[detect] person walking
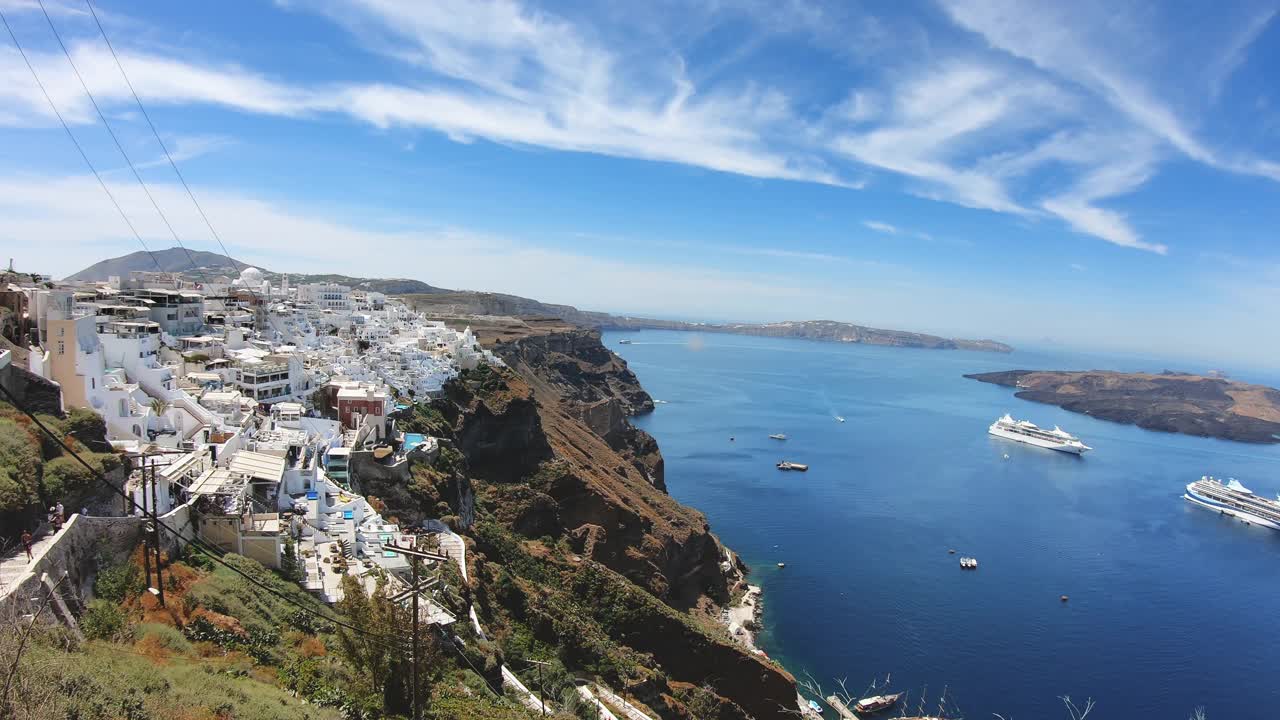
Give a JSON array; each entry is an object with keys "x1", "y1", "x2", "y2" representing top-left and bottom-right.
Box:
[
  {"x1": 48, "y1": 506, "x2": 61, "y2": 532},
  {"x1": 20, "y1": 529, "x2": 34, "y2": 561},
  {"x1": 55, "y1": 501, "x2": 65, "y2": 524}
]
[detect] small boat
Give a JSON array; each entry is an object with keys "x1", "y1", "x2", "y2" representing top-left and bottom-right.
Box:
[
  {"x1": 835, "y1": 416, "x2": 846, "y2": 423},
  {"x1": 854, "y1": 692, "x2": 903, "y2": 714},
  {"x1": 808, "y1": 699, "x2": 824, "y2": 714},
  {"x1": 769, "y1": 433, "x2": 787, "y2": 440},
  {"x1": 618, "y1": 339, "x2": 633, "y2": 344},
  {"x1": 959, "y1": 557, "x2": 979, "y2": 569},
  {"x1": 777, "y1": 562, "x2": 786, "y2": 568},
  {"x1": 777, "y1": 461, "x2": 809, "y2": 471}
]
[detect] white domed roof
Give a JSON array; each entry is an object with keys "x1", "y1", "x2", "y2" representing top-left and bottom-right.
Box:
[{"x1": 235, "y1": 267, "x2": 264, "y2": 286}]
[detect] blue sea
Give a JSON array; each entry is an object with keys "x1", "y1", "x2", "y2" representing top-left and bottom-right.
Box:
[{"x1": 608, "y1": 330, "x2": 1280, "y2": 720}]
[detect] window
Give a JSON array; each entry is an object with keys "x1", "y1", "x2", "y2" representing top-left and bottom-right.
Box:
[{"x1": 57, "y1": 341, "x2": 65, "y2": 355}]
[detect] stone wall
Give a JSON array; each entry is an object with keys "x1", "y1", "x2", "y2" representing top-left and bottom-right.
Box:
[
  {"x1": 0, "y1": 357, "x2": 63, "y2": 416},
  {"x1": 1, "y1": 503, "x2": 193, "y2": 616}
]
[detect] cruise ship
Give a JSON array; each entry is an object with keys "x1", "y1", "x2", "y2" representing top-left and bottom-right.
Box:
[
  {"x1": 1184, "y1": 476, "x2": 1280, "y2": 530},
  {"x1": 988, "y1": 414, "x2": 1092, "y2": 454}
]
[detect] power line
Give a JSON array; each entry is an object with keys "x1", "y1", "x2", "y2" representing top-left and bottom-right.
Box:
[
  {"x1": 0, "y1": 382, "x2": 408, "y2": 653},
  {"x1": 0, "y1": 6, "x2": 164, "y2": 275},
  {"x1": 36, "y1": 0, "x2": 208, "y2": 287},
  {"x1": 82, "y1": 0, "x2": 250, "y2": 288}
]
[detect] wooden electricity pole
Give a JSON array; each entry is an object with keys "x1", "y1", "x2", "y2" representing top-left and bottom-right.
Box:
[
  {"x1": 526, "y1": 659, "x2": 550, "y2": 717},
  {"x1": 411, "y1": 553, "x2": 420, "y2": 720},
  {"x1": 381, "y1": 539, "x2": 448, "y2": 720},
  {"x1": 139, "y1": 456, "x2": 152, "y2": 592},
  {"x1": 149, "y1": 457, "x2": 165, "y2": 607}
]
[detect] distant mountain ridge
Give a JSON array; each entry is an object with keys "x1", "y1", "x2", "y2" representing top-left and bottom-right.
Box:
[
  {"x1": 68, "y1": 247, "x2": 1013, "y2": 353},
  {"x1": 399, "y1": 293, "x2": 1013, "y2": 352}
]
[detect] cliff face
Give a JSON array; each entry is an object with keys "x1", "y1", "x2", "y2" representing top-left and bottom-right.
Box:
[
  {"x1": 968, "y1": 369, "x2": 1280, "y2": 443},
  {"x1": 493, "y1": 329, "x2": 664, "y2": 491},
  {"x1": 407, "y1": 329, "x2": 798, "y2": 719}
]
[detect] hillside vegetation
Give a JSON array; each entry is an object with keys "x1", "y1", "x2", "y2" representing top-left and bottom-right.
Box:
[
  {"x1": 0, "y1": 399, "x2": 120, "y2": 539},
  {"x1": 3, "y1": 546, "x2": 563, "y2": 720}
]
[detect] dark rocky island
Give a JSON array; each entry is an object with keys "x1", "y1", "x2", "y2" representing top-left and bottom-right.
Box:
[{"x1": 966, "y1": 369, "x2": 1280, "y2": 444}]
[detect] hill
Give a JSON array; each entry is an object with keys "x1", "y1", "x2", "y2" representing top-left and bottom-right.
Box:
[
  {"x1": 65, "y1": 247, "x2": 445, "y2": 294},
  {"x1": 65, "y1": 247, "x2": 247, "y2": 281},
  {"x1": 966, "y1": 369, "x2": 1280, "y2": 443}
]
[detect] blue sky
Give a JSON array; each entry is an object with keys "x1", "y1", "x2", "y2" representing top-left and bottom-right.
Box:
[{"x1": 1, "y1": 0, "x2": 1278, "y2": 367}]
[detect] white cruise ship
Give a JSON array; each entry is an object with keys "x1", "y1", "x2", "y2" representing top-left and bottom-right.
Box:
[
  {"x1": 988, "y1": 414, "x2": 1092, "y2": 454},
  {"x1": 1185, "y1": 476, "x2": 1280, "y2": 530}
]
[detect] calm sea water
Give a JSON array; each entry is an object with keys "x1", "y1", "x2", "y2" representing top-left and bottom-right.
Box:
[{"x1": 609, "y1": 330, "x2": 1280, "y2": 720}]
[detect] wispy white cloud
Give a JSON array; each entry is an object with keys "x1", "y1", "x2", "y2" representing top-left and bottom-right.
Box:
[
  {"x1": 827, "y1": 61, "x2": 1068, "y2": 216},
  {"x1": 0, "y1": 172, "x2": 901, "y2": 322},
  {"x1": 0, "y1": 20, "x2": 850, "y2": 186},
  {"x1": 863, "y1": 220, "x2": 898, "y2": 235},
  {"x1": 2, "y1": 0, "x2": 1277, "y2": 260},
  {"x1": 1206, "y1": 9, "x2": 1277, "y2": 101},
  {"x1": 938, "y1": 0, "x2": 1280, "y2": 182}
]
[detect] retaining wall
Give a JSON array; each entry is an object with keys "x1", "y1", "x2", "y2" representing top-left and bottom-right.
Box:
[{"x1": 1, "y1": 503, "x2": 193, "y2": 615}]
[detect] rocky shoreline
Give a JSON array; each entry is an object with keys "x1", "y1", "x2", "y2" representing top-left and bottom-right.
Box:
[{"x1": 967, "y1": 369, "x2": 1280, "y2": 444}]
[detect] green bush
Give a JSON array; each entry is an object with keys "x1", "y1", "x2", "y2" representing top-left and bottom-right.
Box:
[
  {"x1": 135, "y1": 622, "x2": 193, "y2": 654},
  {"x1": 0, "y1": 418, "x2": 41, "y2": 512},
  {"x1": 94, "y1": 560, "x2": 143, "y2": 602},
  {"x1": 63, "y1": 407, "x2": 108, "y2": 446},
  {"x1": 0, "y1": 466, "x2": 35, "y2": 516},
  {"x1": 82, "y1": 599, "x2": 128, "y2": 641},
  {"x1": 43, "y1": 455, "x2": 93, "y2": 499}
]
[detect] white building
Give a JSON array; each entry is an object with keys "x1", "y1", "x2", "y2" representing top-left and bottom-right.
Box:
[{"x1": 298, "y1": 282, "x2": 352, "y2": 313}]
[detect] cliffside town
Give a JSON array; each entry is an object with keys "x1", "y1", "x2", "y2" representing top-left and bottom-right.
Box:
[{"x1": 0, "y1": 263, "x2": 803, "y2": 718}]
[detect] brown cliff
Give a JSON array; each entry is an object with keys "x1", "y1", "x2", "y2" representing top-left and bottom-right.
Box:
[{"x1": 399, "y1": 328, "x2": 798, "y2": 719}]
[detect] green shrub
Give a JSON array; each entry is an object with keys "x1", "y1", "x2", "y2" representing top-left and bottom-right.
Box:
[
  {"x1": 82, "y1": 599, "x2": 128, "y2": 641},
  {"x1": 42, "y1": 456, "x2": 92, "y2": 499},
  {"x1": 136, "y1": 622, "x2": 193, "y2": 654},
  {"x1": 0, "y1": 418, "x2": 41, "y2": 513},
  {"x1": 63, "y1": 407, "x2": 108, "y2": 446},
  {"x1": 0, "y1": 466, "x2": 35, "y2": 516},
  {"x1": 94, "y1": 560, "x2": 143, "y2": 602}
]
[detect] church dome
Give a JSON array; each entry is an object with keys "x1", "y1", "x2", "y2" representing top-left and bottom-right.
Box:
[{"x1": 235, "y1": 266, "x2": 264, "y2": 287}]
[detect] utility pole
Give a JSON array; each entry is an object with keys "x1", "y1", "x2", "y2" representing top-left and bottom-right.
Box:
[
  {"x1": 139, "y1": 456, "x2": 152, "y2": 592},
  {"x1": 381, "y1": 539, "x2": 446, "y2": 720},
  {"x1": 149, "y1": 457, "x2": 165, "y2": 607},
  {"x1": 526, "y1": 660, "x2": 550, "y2": 717},
  {"x1": 411, "y1": 551, "x2": 421, "y2": 720}
]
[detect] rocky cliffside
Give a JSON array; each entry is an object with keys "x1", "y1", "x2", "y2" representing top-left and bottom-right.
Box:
[
  {"x1": 492, "y1": 328, "x2": 664, "y2": 490},
  {"x1": 395, "y1": 328, "x2": 798, "y2": 719},
  {"x1": 967, "y1": 369, "x2": 1280, "y2": 443}
]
